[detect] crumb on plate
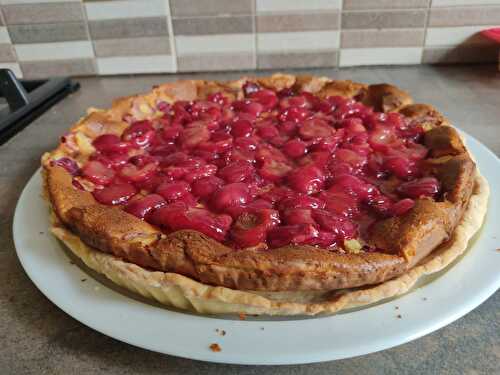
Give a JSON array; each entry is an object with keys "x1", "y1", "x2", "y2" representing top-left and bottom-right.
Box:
[{"x1": 209, "y1": 343, "x2": 221, "y2": 352}]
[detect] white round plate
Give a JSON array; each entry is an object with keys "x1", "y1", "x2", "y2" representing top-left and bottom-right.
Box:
[{"x1": 14, "y1": 132, "x2": 500, "y2": 365}]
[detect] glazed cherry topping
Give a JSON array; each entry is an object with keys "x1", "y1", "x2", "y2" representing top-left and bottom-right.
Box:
[{"x1": 71, "y1": 82, "x2": 437, "y2": 250}]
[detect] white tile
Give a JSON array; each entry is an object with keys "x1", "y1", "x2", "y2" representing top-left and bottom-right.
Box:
[
  {"x1": 175, "y1": 34, "x2": 254, "y2": 55},
  {"x1": 15, "y1": 41, "x2": 94, "y2": 61},
  {"x1": 426, "y1": 25, "x2": 498, "y2": 46},
  {"x1": 256, "y1": 0, "x2": 342, "y2": 12},
  {"x1": 0, "y1": 62, "x2": 22, "y2": 77},
  {"x1": 258, "y1": 31, "x2": 340, "y2": 52},
  {"x1": 339, "y1": 47, "x2": 423, "y2": 66},
  {"x1": 0, "y1": 0, "x2": 79, "y2": 3},
  {"x1": 85, "y1": 0, "x2": 168, "y2": 21},
  {"x1": 431, "y1": 0, "x2": 500, "y2": 6},
  {"x1": 97, "y1": 55, "x2": 175, "y2": 75},
  {"x1": 0, "y1": 27, "x2": 11, "y2": 43}
]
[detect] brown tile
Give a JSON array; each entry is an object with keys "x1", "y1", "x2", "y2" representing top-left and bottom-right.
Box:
[
  {"x1": 177, "y1": 52, "x2": 255, "y2": 72},
  {"x1": 170, "y1": 0, "x2": 253, "y2": 17},
  {"x1": 0, "y1": 44, "x2": 16, "y2": 63},
  {"x1": 173, "y1": 16, "x2": 253, "y2": 36},
  {"x1": 93, "y1": 37, "x2": 171, "y2": 57},
  {"x1": 342, "y1": 10, "x2": 427, "y2": 29},
  {"x1": 422, "y1": 46, "x2": 499, "y2": 64},
  {"x1": 20, "y1": 58, "x2": 96, "y2": 78},
  {"x1": 343, "y1": 0, "x2": 429, "y2": 10},
  {"x1": 429, "y1": 6, "x2": 500, "y2": 27},
  {"x1": 89, "y1": 18, "x2": 168, "y2": 40},
  {"x1": 256, "y1": 12, "x2": 339, "y2": 32},
  {"x1": 8, "y1": 22, "x2": 88, "y2": 44},
  {"x1": 341, "y1": 29, "x2": 425, "y2": 48},
  {"x1": 2, "y1": 3, "x2": 84, "y2": 25},
  {"x1": 257, "y1": 51, "x2": 338, "y2": 69}
]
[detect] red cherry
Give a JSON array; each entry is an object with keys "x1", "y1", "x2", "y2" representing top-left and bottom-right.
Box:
[
  {"x1": 82, "y1": 160, "x2": 115, "y2": 185},
  {"x1": 390, "y1": 198, "x2": 415, "y2": 216},
  {"x1": 211, "y1": 183, "x2": 250, "y2": 213},
  {"x1": 397, "y1": 177, "x2": 440, "y2": 198},
  {"x1": 156, "y1": 181, "x2": 191, "y2": 202},
  {"x1": 218, "y1": 161, "x2": 255, "y2": 183},
  {"x1": 125, "y1": 194, "x2": 166, "y2": 219},
  {"x1": 231, "y1": 209, "x2": 280, "y2": 248},
  {"x1": 283, "y1": 139, "x2": 307, "y2": 158},
  {"x1": 287, "y1": 165, "x2": 325, "y2": 195},
  {"x1": 93, "y1": 183, "x2": 137, "y2": 205},
  {"x1": 51, "y1": 157, "x2": 79, "y2": 175},
  {"x1": 92, "y1": 134, "x2": 130, "y2": 153},
  {"x1": 282, "y1": 208, "x2": 316, "y2": 225},
  {"x1": 267, "y1": 224, "x2": 319, "y2": 248},
  {"x1": 191, "y1": 176, "x2": 224, "y2": 199}
]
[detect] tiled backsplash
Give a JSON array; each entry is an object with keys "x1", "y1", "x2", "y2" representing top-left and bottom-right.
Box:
[{"x1": 0, "y1": 0, "x2": 498, "y2": 78}]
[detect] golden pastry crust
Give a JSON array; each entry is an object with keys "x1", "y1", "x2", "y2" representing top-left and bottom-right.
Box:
[{"x1": 42, "y1": 74, "x2": 485, "y2": 298}]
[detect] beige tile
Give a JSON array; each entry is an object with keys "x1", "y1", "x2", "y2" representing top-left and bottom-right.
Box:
[
  {"x1": 177, "y1": 52, "x2": 255, "y2": 72},
  {"x1": 85, "y1": 0, "x2": 168, "y2": 21},
  {"x1": 175, "y1": 34, "x2": 255, "y2": 55},
  {"x1": 342, "y1": 10, "x2": 427, "y2": 29},
  {"x1": 96, "y1": 55, "x2": 175, "y2": 75},
  {"x1": 432, "y1": 0, "x2": 500, "y2": 6},
  {"x1": 341, "y1": 29, "x2": 425, "y2": 48},
  {"x1": 0, "y1": 62, "x2": 22, "y2": 77},
  {"x1": 257, "y1": 51, "x2": 338, "y2": 69},
  {"x1": 170, "y1": 0, "x2": 253, "y2": 17},
  {"x1": 339, "y1": 47, "x2": 423, "y2": 66},
  {"x1": 256, "y1": 0, "x2": 342, "y2": 12},
  {"x1": 172, "y1": 16, "x2": 253, "y2": 36},
  {"x1": 429, "y1": 6, "x2": 500, "y2": 27},
  {"x1": 0, "y1": 27, "x2": 11, "y2": 43},
  {"x1": 256, "y1": 12, "x2": 339, "y2": 32},
  {"x1": 2, "y1": 2, "x2": 84, "y2": 25},
  {"x1": 422, "y1": 45, "x2": 499, "y2": 63},
  {"x1": 8, "y1": 22, "x2": 88, "y2": 44},
  {"x1": 20, "y1": 58, "x2": 96, "y2": 78},
  {"x1": 89, "y1": 18, "x2": 169, "y2": 40},
  {"x1": 425, "y1": 25, "x2": 498, "y2": 46},
  {"x1": 343, "y1": 0, "x2": 429, "y2": 10},
  {"x1": 15, "y1": 41, "x2": 94, "y2": 61},
  {"x1": 0, "y1": 44, "x2": 16, "y2": 62},
  {"x1": 93, "y1": 37, "x2": 170, "y2": 57},
  {"x1": 258, "y1": 31, "x2": 340, "y2": 52}
]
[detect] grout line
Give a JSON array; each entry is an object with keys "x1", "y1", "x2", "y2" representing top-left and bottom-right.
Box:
[
  {"x1": 80, "y1": 0, "x2": 98, "y2": 76},
  {"x1": 421, "y1": 0, "x2": 433, "y2": 63},
  {"x1": 252, "y1": 0, "x2": 258, "y2": 70}
]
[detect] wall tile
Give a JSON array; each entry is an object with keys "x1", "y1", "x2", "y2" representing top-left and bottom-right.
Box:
[
  {"x1": 431, "y1": 0, "x2": 500, "y2": 7},
  {"x1": 0, "y1": 26, "x2": 12, "y2": 43},
  {"x1": 0, "y1": 43, "x2": 16, "y2": 61},
  {"x1": 8, "y1": 22, "x2": 88, "y2": 44},
  {"x1": 340, "y1": 47, "x2": 423, "y2": 66},
  {"x1": 170, "y1": 0, "x2": 253, "y2": 17},
  {"x1": 0, "y1": 62, "x2": 22, "y2": 77},
  {"x1": 258, "y1": 51, "x2": 338, "y2": 69},
  {"x1": 342, "y1": 10, "x2": 427, "y2": 29},
  {"x1": 341, "y1": 29, "x2": 425, "y2": 48},
  {"x1": 96, "y1": 55, "x2": 175, "y2": 75},
  {"x1": 93, "y1": 37, "x2": 171, "y2": 57},
  {"x1": 429, "y1": 6, "x2": 500, "y2": 26},
  {"x1": 422, "y1": 45, "x2": 498, "y2": 63},
  {"x1": 89, "y1": 18, "x2": 169, "y2": 40},
  {"x1": 2, "y1": 2, "x2": 84, "y2": 24},
  {"x1": 85, "y1": 0, "x2": 169, "y2": 20},
  {"x1": 256, "y1": 0, "x2": 341, "y2": 12},
  {"x1": 15, "y1": 40, "x2": 94, "y2": 61},
  {"x1": 256, "y1": 12, "x2": 340, "y2": 33},
  {"x1": 175, "y1": 34, "x2": 254, "y2": 55},
  {"x1": 257, "y1": 31, "x2": 340, "y2": 52},
  {"x1": 343, "y1": 0, "x2": 430, "y2": 10},
  {"x1": 1, "y1": 0, "x2": 80, "y2": 3},
  {"x1": 20, "y1": 58, "x2": 96, "y2": 78},
  {"x1": 177, "y1": 52, "x2": 255, "y2": 72},
  {"x1": 172, "y1": 16, "x2": 253, "y2": 36},
  {"x1": 425, "y1": 25, "x2": 497, "y2": 46}
]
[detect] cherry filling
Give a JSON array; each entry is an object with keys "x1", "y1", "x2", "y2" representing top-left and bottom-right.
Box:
[{"x1": 63, "y1": 82, "x2": 441, "y2": 251}]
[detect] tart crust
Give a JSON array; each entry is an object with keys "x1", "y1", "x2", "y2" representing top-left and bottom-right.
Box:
[{"x1": 42, "y1": 74, "x2": 489, "y2": 314}]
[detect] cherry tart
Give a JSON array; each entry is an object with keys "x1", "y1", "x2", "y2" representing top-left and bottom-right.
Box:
[{"x1": 43, "y1": 74, "x2": 482, "y2": 296}]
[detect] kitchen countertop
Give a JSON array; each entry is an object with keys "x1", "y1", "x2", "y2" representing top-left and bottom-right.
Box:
[{"x1": 1, "y1": 65, "x2": 499, "y2": 375}]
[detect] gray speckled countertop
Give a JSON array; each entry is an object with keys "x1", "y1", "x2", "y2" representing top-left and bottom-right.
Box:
[{"x1": 1, "y1": 65, "x2": 499, "y2": 375}]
